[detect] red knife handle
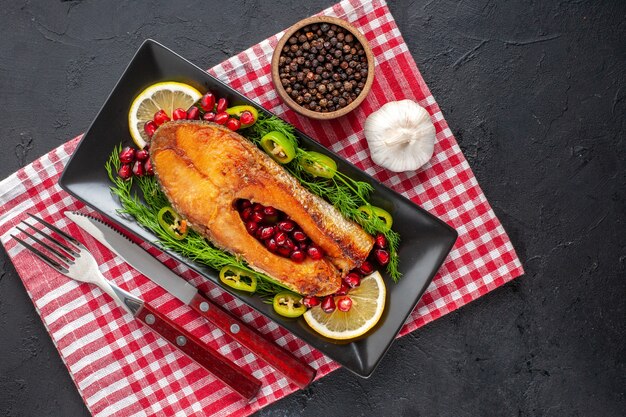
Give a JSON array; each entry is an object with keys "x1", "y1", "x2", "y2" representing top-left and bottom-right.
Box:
[
  {"x1": 189, "y1": 292, "x2": 316, "y2": 389},
  {"x1": 136, "y1": 303, "x2": 261, "y2": 400}
]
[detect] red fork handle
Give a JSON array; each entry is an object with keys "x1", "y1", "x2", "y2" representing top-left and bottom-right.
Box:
[
  {"x1": 136, "y1": 303, "x2": 261, "y2": 400},
  {"x1": 189, "y1": 292, "x2": 316, "y2": 389}
]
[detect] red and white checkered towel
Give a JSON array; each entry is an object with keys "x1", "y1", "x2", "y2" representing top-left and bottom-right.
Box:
[{"x1": 0, "y1": 0, "x2": 524, "y2": 415}]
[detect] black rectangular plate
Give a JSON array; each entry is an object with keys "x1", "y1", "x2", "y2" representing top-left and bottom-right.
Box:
[{"x1": 59, "y1": 39, "x2": 457, "y2": 377}]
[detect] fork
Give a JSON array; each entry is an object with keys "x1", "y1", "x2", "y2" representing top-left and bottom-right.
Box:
[{"x1": 11, "y1": 213, "x2": 261, "y2": 401}]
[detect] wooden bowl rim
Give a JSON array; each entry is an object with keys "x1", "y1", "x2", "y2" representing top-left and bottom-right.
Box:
[{"x1": 271, "y1": 16, "x2": 375, "y2": 120}]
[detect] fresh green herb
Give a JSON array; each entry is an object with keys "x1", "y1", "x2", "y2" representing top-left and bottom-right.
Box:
[
  {"x1": 105, "y1": 146, "x2": 290, "y2": 298},
  {"x1": 249, "y1": 114, "x2": 402, "y2": 281}
]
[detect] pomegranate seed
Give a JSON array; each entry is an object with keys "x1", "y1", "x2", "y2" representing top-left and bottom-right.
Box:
[
  {"x1": 186, "y1": 107, "x2": 200, "y2": 120},
  {"x1": 275, "y1": 231, "x2": 287, "y2": 246},
  {"x1": 375, "y1": 233, "x2": 388, "y2": 249},
  {"x1": 321, "y1": 296, "x2": 336, "y2": 313},
  {"x1": 226, "y1": 117, "x2": 241, "y2": 131},
  {"x1": 335, "y1": 282, "x2": 349, "y2": 296},
  {"x1": 203, "y1": 111, "x2": 216, "y2": 121},
  {"x1": 278, "y1": 220, "x2": 295, "y2": 233},
  {"x1": 241, "y1": 207, "x2": 253, "y2": 221},
  {"x1": 292, "y1": 230, "x2": 307, "y2": 242},
  {"x1": 264, "y1": 238, "x2": 278, "y2": 252},
  {"x1": 374, "y1": 249, "x2": 390, "y2": 266},
  {"x1": 245, "y1": 221, "x2": 258, "y2": 235},
  {"x1": 307, "y1": 245, "x2": 323, "y2": 260},
  {"x1": 358, "y1": 260, "x2": 374, "y2": 275},
  {"x1": 344, "y1": 272, "x2": 361, "y2": 288},
  {"x1": 283, "y1": 238, "x2": 295, "y2": 250},
  {"x1": 119, "y1": 146, "x2": 135, "y2": 164},
  {"x1": 172, "y1": 108, "x2": 187, "y2": 120},
  {"x1": 200, "y1": 92, "x2": 216, "y2": 111},
  {"x1": 251, "y1": 211, "x2": 264, "y2": 223},
  {"x1": 259, "y1": 226, "x2": 275, "y2": 240},
  {"x1": 135, "y1": 149, "x2": 149, "y2": 161},
  {"x1": 252, "y1": 203, "x2": 264, "y2": 212},
  {"x1": 240, "y1": 110, "x2": 255, "y2": 125},
  {"x1": 298, "y1": 242, "x2": 309, "y2": 253},
  {"x1": 118, "y1": 164, "x2": 132, "y2": 180},
  {"x1": 302, "y1": 296, "x2": 320, "y2": 308},
  {"x1": 144, "y1": 120, "x2": 157, "y2": 138},
  {"x1": 216, "y1": 97, "x2": 228, "y2": 113},
  {"x1": 214, "y1": 111, "x2": 229, "y2": 125},
  {"x1": 290, "y1": 250, "x2": 305, "y2": 263},
  {"x1": 239, "y1": 199, "x2": 252, "y2": 210},
  {"x1": 263, "y1": 206, "x2": 277, "y2": 217},
  {"x1": 132, "y1": 160, "x2": 145, "y2": 177},
  {"x1": 277, "y1": 246, "x2": 292, "y2": 256},
  {"x1": 337, "y1": 296, "x2": 352, "y2": 312},
  {"x1": 153, "y1": 109, "x2": 170, "y2": 126},
  {"x1": 144, "y1": 159, "x2": 154, "y2": 176}
]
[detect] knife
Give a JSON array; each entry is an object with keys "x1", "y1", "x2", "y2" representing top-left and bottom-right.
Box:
[{"x1": 66, "y1": 211, "x2": 316, "y2": 388}]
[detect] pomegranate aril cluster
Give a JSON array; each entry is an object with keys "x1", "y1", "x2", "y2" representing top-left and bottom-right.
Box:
[
  {"x1": 235, "y1": 199, "x2": 324, "y2": 263},
  {"x1": 117, "y1": 146, "x2": 153, "y2": 180},
  {"x1": 194, "y1": 91, "x2": 251, "y2": 131},
  {"x1": 314, "y1": 233, "x2": 391, "y2": 313}
]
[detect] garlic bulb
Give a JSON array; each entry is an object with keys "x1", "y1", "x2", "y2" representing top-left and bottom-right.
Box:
[{"x1": 364, "y1": 100, "x2": 436, "y2": 172}]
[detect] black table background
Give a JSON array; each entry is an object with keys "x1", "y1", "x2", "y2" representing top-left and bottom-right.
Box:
[{"x1": 1, "y1": 1, "x2": 624, "y2": 416}]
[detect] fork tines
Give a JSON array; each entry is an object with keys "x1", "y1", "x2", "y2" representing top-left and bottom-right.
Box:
[{"x1": 11, "y1": 214, "x2": 80, "y2": 274}]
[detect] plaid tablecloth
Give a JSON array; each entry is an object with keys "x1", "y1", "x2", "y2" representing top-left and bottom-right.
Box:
[{"x1": 0, "y1": 0, "x2": 524, "y2": 415}]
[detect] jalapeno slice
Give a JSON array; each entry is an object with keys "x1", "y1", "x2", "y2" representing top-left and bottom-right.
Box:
[
  {"x1": 298, "y1": 151, "x2": 337, "y2": 179},
  {"x1": 273, "y1": 292, "x2": 307, "y2": 318},
  {"x1": 357, "y1": 205, "x2": 393, "y2": 231},
  {"x1": 226, "y1": 105, "x2": 258, "y2": 128},
  {"x1": 260, "y1": 131, "x2": 297, "y2": 164},
  {"x1": 219, "y1": 266, "x2": 258, "y2": 293},
  {"x1": 157, "y1": 206, "x2": 188, "y2": 240}
]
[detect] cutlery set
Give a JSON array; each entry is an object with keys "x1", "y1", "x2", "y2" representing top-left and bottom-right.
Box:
[{"x1": 11, "y1": 212, "x2": 315, "y2": 400}]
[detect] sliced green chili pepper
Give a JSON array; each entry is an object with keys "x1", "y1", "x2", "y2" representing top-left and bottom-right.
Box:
[
  {"x1": 226, "y1": 105, "x2": 258, "y2": 128},
  {"x1": 157, "y1": 206, "x2": 188, "y2": 240},
  {"x1": 260, "y1": 131, "x2": 297, "y2": 163},
  {"x1": 273, "y1": 292, "x2": 306, "y2": 318},
  {"x1": 219, "y1": 266, "x2": 258, "y2": 293},
  {"x1": 298, "y1": 151, "x2": 337, "y2": 179},
  {"x1": 357, "y1": 205, "x2": 393, "y2": 231}
]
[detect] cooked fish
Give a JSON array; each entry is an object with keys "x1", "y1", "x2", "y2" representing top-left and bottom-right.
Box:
[{"x1": 150, "y1": 120, "x2": 374, "y2": 296}]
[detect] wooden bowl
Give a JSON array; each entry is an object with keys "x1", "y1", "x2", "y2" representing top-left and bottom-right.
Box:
[{"x1": 271, "y1": 16, "x2": 375, "y2": 120}]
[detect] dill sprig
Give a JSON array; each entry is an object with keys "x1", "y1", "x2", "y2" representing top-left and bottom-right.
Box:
[
  {"x1": 248, "y1": 115, "x2": 402, "y2": 281},
  {"x1": 104, "y1": 147, "x2": 289, "y2": 298}
]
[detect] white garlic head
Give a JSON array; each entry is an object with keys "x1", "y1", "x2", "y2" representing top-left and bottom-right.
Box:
[{"x1": 364, "y1": 100, "x2": 436, "y2": 172}]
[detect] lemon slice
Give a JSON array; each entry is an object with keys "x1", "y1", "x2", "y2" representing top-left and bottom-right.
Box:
[
  {"x1": 128, "y1": 81, "x2": 202, "y2": 148},
  {"x1": 303, "y1": 271, "x2": 386, "y2": 340}
]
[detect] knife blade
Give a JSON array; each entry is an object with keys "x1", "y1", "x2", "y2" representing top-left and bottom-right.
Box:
[{"x1": 66, "y1": 211, "x2": 316, "y2": 388}]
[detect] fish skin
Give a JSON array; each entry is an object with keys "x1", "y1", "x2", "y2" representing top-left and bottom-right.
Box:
[{"x1": 150, "y1": 120, "x2": 374, "y2": 296}]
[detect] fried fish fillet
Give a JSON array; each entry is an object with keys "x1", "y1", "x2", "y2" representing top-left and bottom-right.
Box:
[{"x1": 150, "y1": 120, "x2": 374, "y2": 296}]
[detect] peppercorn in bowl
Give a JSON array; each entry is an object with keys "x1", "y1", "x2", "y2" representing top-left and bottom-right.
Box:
[{"x1": 271, "y1": 16, "x2": 375, "y2": 120}]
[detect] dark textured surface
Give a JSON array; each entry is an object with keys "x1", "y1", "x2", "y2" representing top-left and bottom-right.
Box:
[{"x1": 0, "y1": 0, "x2": 624, "y2": 416}]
